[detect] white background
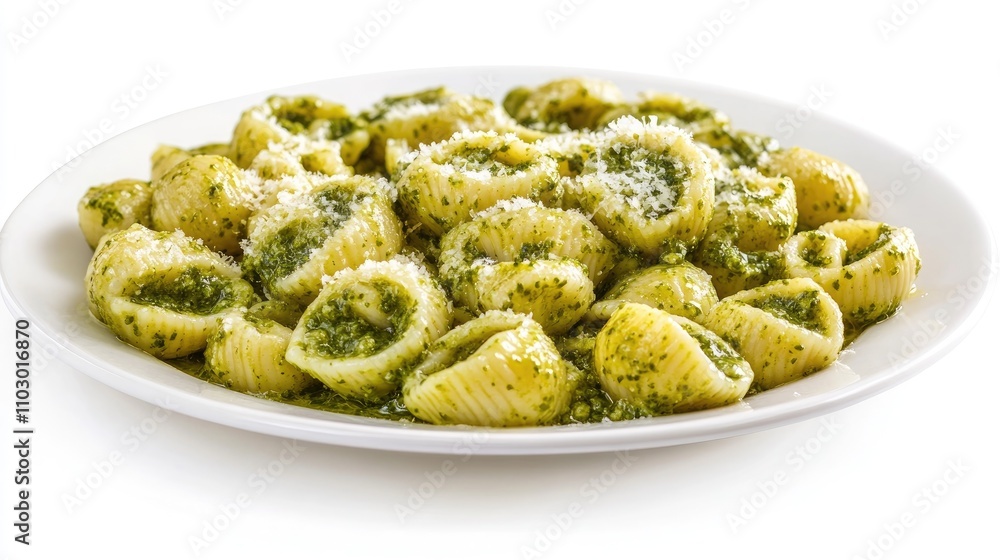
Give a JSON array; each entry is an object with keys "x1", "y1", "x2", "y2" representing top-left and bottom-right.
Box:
[{"x1": 1, "y1": 0, "x2": 998, "y2": 558}]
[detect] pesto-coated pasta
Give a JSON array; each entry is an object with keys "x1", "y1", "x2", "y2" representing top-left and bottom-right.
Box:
[
  {"x1": 760, "y1": 146, "x2": 870, "y2": 229},
  {"x1": 205, "y1": 308, "x2": 315, "y2": 394},
  {"x1": 566, "y1": 115, "x2": 715, "y2": 257},
  {"x1": 438, "y1": 200, "x2": 619, "y2": 334},
  {"x1": 704, "y1": 278, "x2": 845, "y2": 390},
  {"x1": 241, "y1": 174, "x2": 403, "y2": 305},
  {"x1": 362, "y1": 87, "x2": 535, "y2": 165},
  {"x1": 286, "y1": 257, "x2": 452, "y2": 400},
  {"x1": 403, "y1": 310, "x2": 570, "y2": 426},
  {"x1": 505, "y1": 77, "x2": 624, "y2": 132},
  {"x1": 78, "y1": 179, "x2": 154, "y2": 249},
  {"x1": 86, "y1": 224, "x2": 258, "y2": 358},
  {"x1": 230, "y1": 95, "x2": 370, "y2": 168},
  {"x1": 589, "y1": 261, "x2": 719, "y2": 323},
  {"x1": 782, "y1": 220, "x2": 921, "y2": 327},
  {"x1": 595, "y1": 303, "x2": 753, "y2": 413},
  {"x1": 77, "y1": 75, "x2": 923, "y2": 427},
  {"x1": 151, "y1": 154, "x2": 258, "y2": 255},
  {"x1": 693, "y1": 167, "x2": 798, "y2": 297},
  {"x1": 396, "y1": 130, "x2": 561, "y2": 235}
]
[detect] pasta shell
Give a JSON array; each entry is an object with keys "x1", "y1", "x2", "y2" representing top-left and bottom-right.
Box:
[
  {"x1": 77, "y1": 179, "x2": 154, "y2": 249},
  {"x1": 594, "y1": 303, "x2": 752, "y2": 413},
  {"x1": 286, "y1": 257, "x2": 452, "y2": 400},
  {"x1": 85, "y1": 224, "x2": 258, "y2": 358},
  {"x1": 704, "y1": 278, "x2": 845, "y2": 390},
  {"x1": 782, "y1": 220, "x2": 921, "y2": 327},
  {"x1": 566, "y1": 115, "x2": 715, "y2": 257},
  {"x1": 403, "y1": 311, "x2": 570, "y2": 426},
  {"x1": 761, "y1": 146, "x2": 870, "y2": 228}
]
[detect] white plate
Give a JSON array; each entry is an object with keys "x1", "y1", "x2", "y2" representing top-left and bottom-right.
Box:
[{"x1": 1, "y1": 67, "x2": 994, "y2": 455}]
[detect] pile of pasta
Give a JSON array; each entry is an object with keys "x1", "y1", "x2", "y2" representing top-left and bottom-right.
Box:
[{"x1": 78, "y1": 77, "x2": 921, "y2": 427}]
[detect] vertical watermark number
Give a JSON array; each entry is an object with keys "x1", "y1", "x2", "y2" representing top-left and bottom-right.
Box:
[{"x1": 13, "y1": 319, "x2": 33, "y2": 546}]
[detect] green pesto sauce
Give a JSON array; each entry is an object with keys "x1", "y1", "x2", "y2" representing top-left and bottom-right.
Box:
[
  {"x1": 845, "y1": 224, "x2": 894, "y2": 264},
  {"x1": 166, "y1": 354, "x2": 415, "y2": 421},
  {"x1": 249, "y1": 187, "x2": 360, "y2": 286},
  {"x1": 554, "y1": 327, "x2": 649, "y2": 423},
  {"x1": 703, "y1": 128, "x2": 778, "y2": 168},
  {"x1": 599, "y1": 144, "x2": 690, "y2": 218},
  {"x1": 362, "y1": 87, "x2": 449, "y2": 122},
  {"x1": 680, "y1": 323, "x2": 747, "y2": 380},
  {"x1": 516, "y1": 240, "x2": 556, "y2": 263},
  {"x1": 458, "y1": 146, "x2": 533, "y2": 175},
  {"x1": 85, "y1": 191, "x2": 125, "y2": 227},
  {"x1": 301, "y1": 281, "x2": 413, "y2": 359},
  {"x1": 752, "y1": 289, "x2": 825, "y2": 333},
  {"x1": 697, "y1": 238, "x2": 779, "y2": 279},
  {"x1": 130, "y1": 268, "x2": 254, "y2": 315}
]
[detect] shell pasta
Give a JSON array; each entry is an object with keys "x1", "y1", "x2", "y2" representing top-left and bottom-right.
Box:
[{"x1": 76, "y1": 76, "x2": 921, "y2": 427}]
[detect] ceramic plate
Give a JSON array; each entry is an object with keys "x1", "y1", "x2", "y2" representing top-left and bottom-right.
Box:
[{"x1": 1, "y1": 67, "x2": 994, "y2": 454}]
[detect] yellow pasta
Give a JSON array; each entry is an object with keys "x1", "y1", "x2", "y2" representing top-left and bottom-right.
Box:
[
  {"x1": 781, "y1": 219, "x2": 921, "y2": 327},
  {"x1": 86, "y1": 224, "x2": 258, "y2": 358},
  {"x1": 286, "y1": 257, "x2": 452, "y2": 400},
  {"x1": 438, "y1": 200, "x2": 619, "y2": 334},
  {"x1": 565, "y1": 115, "x2": 715, "y2": 257},
  {"x1": 396, "y1": 130, "x2": 561, "y2": 235},
  {"x1": 241, "y1": 174, "x2": 403, "y2": 305},
  {"x1": 78, "y1": 179, "x2": 154, "y2": 249},
  {"x1": 150, "y1": 154, "x2": 258, "y2": 255},
  {"x1": 760, "y1": 146, "x2": 870, "y2": 229},
  {"x1": 403, "y1": 310, "x2": 570, "y2": 426},
  {"x1": 77, "y1": 76, "x2": 923, "y2": 426},
  {"x1": 703, "y1": 278, "x2": 845, "y2": 390},
  {"x1": 595, "y1": 303, "x2": 753, "y2": 413}
]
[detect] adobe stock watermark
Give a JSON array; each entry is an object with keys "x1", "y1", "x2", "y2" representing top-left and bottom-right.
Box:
[
  {"x1": 887, "y1": 256, "x2": 996, "y2": 368},
  {"x1": 851, "y1": 458, "x2": 970, "y2": 560},
  {"x1": 726, "y1": 415, "x2": 843, "y2": 532},
  {"x1": 394, "y1": 431, "x2": 489, "y2": 522},
  {"x1": 672, "y1": 0, "x2": 752, "y2": 73},
  {"x1": 544, "y1": 0, "x2": 588, "y2": 31},
  {"x1": 774, "y1": 83, "x2": 834, "y2": 140},
  {"x1": 6, "y1": 0, "x2": 71, "y2": 54},
  {"x1": 48, "y1": 64, "x2": 168, "y2": 181},
  {"x1": 339, "y1": 0, "x2": 403, "y2": 64},
  {"x1": 519, "y1": 451, "x2": 639, "y2": 559},
  {"x1": 869, "y1": 126, "x2": 959, "y2": 219},
  {"x1": 212, "y1": 0, "x2": 247, "y2": 21},
  {"x1": 188, "y1": 439, "x2": 306, "y2": 555},
  {"x1": 61, "y1": 397, "x2": 177, "y2": 514},
  {"x1": 877, "y1": 0, "x2": 931, "y2": 41}
]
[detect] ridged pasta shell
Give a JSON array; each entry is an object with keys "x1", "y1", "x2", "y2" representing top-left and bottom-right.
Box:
[
  {"x1": 150, "y1": 154, "x2": 258, "y2": 255},
  {"x1": 85, "y1": 224, "x2": 258, "y2": 358},
  {"x1": 590, "y1": 262, "x2": 719, "y2": 323},
  {"x1": 403, "y1": 310, "x2": 570, "y2": 426},
  {"x1": 761, "y1": 146, "x2": 870, "y2": 228},
  {"x1": 693, "y1": 167, "x2": 797, "y2": 297},
  {"x1": 396, "y1": 130, "x2": 561, "y2": 235},
  {"x1": 782, "y1": 220, "x2": 921, "y2": 327},
  {"x1": 362, "y1": 87, "x2": 530, "y2": 165},
  {"x1": 505, "y1": 77, "x2": 624, "y2": 132},
  {"x1": 230, "y1": 94, "x2": 369, "y2": 168},
  {"x1": 242, "y1": 175, "x2": 403, "y2": 305},
  {"x1": 567, "y1": 115, "x2": 715, "y2": 257},
  {"x1": 594, "y1": 303, "x2": 752, "y2": 413},
  {"x1": 286, "y1": 257, "x2": 452, "y2": 400},
  {"x1": 205, "y1": 310, "x2": 314, "y2": 394},
  {"x1": 438, "y1": 201, "x2": 618, "y2": 334},
  {"x1": 704, "y1": 278, "x2": 845, "y2": 390},
  {"x1": 77, "y1": 179, "x2": 154, "y2": 249}
]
